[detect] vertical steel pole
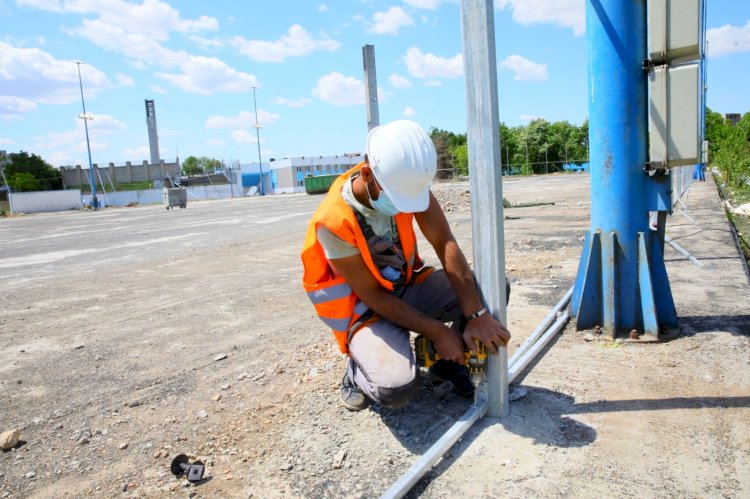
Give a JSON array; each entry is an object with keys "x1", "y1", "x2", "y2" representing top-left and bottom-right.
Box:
[
  {"x1": 461, "y1": 0, "x2": 508, "y2": 418},
  {"x1": 571, "y1": 0, "x2": 677, "y2": 337},
  {"x1": 362, "y1": 44, "x2": 380, "y2": 131}
]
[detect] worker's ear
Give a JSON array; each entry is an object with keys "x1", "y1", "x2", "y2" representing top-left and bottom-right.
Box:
[{"x1": 360, "y1": 163, "x2": 373, "y2": 181}]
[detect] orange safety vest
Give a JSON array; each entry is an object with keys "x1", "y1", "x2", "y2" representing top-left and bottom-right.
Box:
[{"x1": 301, "y1": 163, "x2": 422, "y2": 354}]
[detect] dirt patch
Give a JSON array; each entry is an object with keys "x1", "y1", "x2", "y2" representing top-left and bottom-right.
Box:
[{"x1": 0, "y1": 175, "x2": 747, "y2": 498}]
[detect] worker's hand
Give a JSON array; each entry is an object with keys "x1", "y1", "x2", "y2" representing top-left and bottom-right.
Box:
[
  {"x1": 463, "y1": 313, "x2": 511, "y2": 355},
  {"x1": 433, "y1": 327, "x2": 467, "y2": 365}
]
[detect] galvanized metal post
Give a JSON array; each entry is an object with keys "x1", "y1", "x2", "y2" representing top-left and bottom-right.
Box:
[
  {"x1": 571, "y1": 0, "x2": 677, "y2": 338},
  {"x1": 362, "y1": 44, "x2": 380, "y2": 131},
  {"x1": 461, "y1": 0, "x2": 508, "y2": 418}
]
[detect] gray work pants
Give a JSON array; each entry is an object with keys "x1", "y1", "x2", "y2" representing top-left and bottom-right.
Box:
[{"x1": 347, "y1": 269, "x2": 462, "y2": 407}]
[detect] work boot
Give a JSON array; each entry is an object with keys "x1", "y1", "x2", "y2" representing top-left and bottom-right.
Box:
[
  {"x1": 339, "y1": 373, "x2": 370, "y2": 411},
  {"x1": 428, "y1": 360, "x2": 475, "y2": 397}
]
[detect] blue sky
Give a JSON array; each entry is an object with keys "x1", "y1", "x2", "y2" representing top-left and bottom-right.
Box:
[{"x1": 1, "y1": 0, "x2": 749, "y2": 168}]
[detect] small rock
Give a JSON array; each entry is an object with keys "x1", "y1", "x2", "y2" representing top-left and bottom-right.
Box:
[
  {"x1": 308, "y1": 367, "x2": 319, "y2": 377},
  {"x1": 280, "y1": 463, "x2": 293, "y2": 471},
  {"x1": 127, "y1": 401, "x2": 142, "y2": 408},
  {"x1": 121, "y1": 483, "x2": 128, "y2": 492},
  {"x1": 332, "y1": 449, "x2": 347, "y2": 469},
  {"x1": 214, "y1": 353, "x2": 228, "y2": 362},
  {"x1": 0, "y1": 429, "x2": 21, "y2": 450},
  {"x1": 26, "y1": 471, "x2": 36, "y2": 479},
  {"x1": 236, "y1": 373, "x2": 249, "y2": 380},
  {"x1": 196, "y1": 410, "x2": 208, "y2": 419},
  {"x1": 74, "y1": 344, "x2": 85, "y2": 350},
  {"x1": 433, "y1": 381, "x2": 453, "y2": 399},
  {"x1": 509, "y1": 385, "x2": 528, "y2": 401},
  {"x1": 221, "y1": 384, "x2": 231, "y2": 390},
  {"x1": 250, "y1": 373, "x2": 265, "y2": 382},
  {"x1": 77, "y1": 437, "x2": 90, "y2": 446},
  {"x1": 212, "y1": 394, "x2": 222, "y2": 402},
  {"x1": 583, "y1": 333, "x2": 596, "y2": 342},
  {"x1": 119, "y1": 442, "x2": 129, "y2": 450}
]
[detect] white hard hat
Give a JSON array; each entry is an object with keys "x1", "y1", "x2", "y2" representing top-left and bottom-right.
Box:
[{"x1": 366, "y1": 120, "x2": 436, "y2": 213}]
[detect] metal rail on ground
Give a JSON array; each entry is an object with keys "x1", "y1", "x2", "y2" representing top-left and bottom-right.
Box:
[{"x1": 380, "y1": 289, "x2": 572, "y2": 498}]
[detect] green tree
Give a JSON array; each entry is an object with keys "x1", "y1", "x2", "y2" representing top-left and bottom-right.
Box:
[
  {"x1": 453, "y1": 143, "x2": 469, "y2": 176},
  {"x1": 181, "y1": 156, "x2": 223, "y2": 176},
  {"x1": 1, "y1": 151, "x2": 62, "y2": 190}
]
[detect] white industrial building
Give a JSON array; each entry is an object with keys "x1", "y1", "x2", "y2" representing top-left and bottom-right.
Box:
[{"x1": 239, "y1": 153, "x2": 363, "y2": 195}]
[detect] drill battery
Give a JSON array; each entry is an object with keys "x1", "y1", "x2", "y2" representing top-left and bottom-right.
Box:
[{"x1": 414, "y1": 335, "x2": 487, "y2": 378}]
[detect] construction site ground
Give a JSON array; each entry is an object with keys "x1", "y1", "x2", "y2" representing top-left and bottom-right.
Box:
[{"x1": 0, "y1": 173, "x2": 748, "y2": 498}]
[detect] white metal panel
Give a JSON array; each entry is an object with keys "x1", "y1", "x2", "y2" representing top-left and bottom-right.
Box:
[
  {"x1": 648, "y1": 63, "x2": 700, "y2": 168},
  {"x1": 648, "y1": 0, "x2": 701, "y2": 62}
]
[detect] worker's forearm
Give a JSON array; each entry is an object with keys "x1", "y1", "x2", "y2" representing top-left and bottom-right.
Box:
[{"x1": 362, "y1": 289, "x2": 451, "y2": 342}]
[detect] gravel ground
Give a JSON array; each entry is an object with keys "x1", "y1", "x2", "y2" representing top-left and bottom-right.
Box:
[{"x1": 0, "y1": 174, "x2": 747, "y2": 498}]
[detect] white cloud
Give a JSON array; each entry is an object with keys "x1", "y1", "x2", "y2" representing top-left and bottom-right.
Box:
[
  {"x1": 500, "y1": 55, "x2": 548, "y2": 81},
  {"x1": 707, "y1": 20, "x2": 750, "y2": 57},
  {"x1": 17, "y1": 0, "x2": 260, "y2": 96},
  {"x1": 0, "y1": 41, "x2": 109, "y2": 119},
  {"x1": 0, "y1": 96, "x2": 37, "y2": 120},
  {"x1": 29, "y1": 114, "x2": 128, "y2": 165},
  {"x1": 318, "y1": 4, "x2": 328, "y2": 12},
  {"x1": 151, "y1": 85, "x2": 168, "y2": 94},
  {"x1": 204, "y1": 110, "x2": 280, "y2": 129},
  {"x1": 0, "y1": 137, "x2": 14, "y2": 145},
  {"x1": 19, "y1": 0, "x2": 218, "y2": 37},
  {"x1": 495, "y1": 0, "x2": 585, "y2": 36},
  {"x1": 404, "y1": 46, "x2": 463, "y2": 78},
  {"x1": 154, "y1": 56, "x2": 259, "y2": 94},
  {"x1": 206, "y1": 138, "x2": 226, "y2": 147},
  {"x1": 424, "y1": 80, "x2": 443, "y2": 87},
  {"x1": 187, "y1": 34, "x2": 223, "y2": 50},
  {"x1": 403, "y1": 106, "x2": 416, "y2": 117},
  {"x1": 520, "y1": 114, "x2": 541, "y2": 122},
  {"x1": 404, "y1": 0, "x2": 443, "y2": 9},
  {"x1": 122, "y1": 145, "x2": 150, "y2": 158},
  {"x1": 115, "y1": 73, "x2": 134, "y2": 86},
  {"x1": 389, "y1": 73, "x2": 413, "y2": 89},
  {"x1": 231, "y1": 129, "x2": 261, "y2": 144},
  {"x1": 312, "y1": 72, "x2": 365, "y2": 106},
  {"x1": 272, "y1": 96, "x2": 312, "y2": 108},
  {"x1": 231, "y1": 24, "x2": 340, "y2": 63},
  {"x1": 370, "y1": 6, "x2": 414, "y2": 35}
]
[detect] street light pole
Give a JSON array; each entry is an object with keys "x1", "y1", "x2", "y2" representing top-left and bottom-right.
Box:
[
  {"x1": 252, "y1": 86, "x2": 264, "y2": 196},
  {"x1": 75, "y1": 61, "x2": 98, "y2": 210}
]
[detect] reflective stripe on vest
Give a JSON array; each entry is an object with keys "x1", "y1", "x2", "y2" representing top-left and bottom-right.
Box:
[{"x1": 301, "y1": 163, "x2": 420, "y2": 354}]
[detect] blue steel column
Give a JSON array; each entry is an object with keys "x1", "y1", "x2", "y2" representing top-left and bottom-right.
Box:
[{"x1": 571, "y1": 0, "x2": 676, "y2": 337}]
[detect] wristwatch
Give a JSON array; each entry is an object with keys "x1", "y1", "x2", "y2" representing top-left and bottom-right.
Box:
[{"x1": 466, "y1": 307, "x2": 488, "y2": 322}]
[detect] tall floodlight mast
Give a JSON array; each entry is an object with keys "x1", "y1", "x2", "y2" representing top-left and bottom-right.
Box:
[
  {"x1": 75, "y1": 61, "x2": 98, "y2": 210},
  {"x1": 252, "y1": 86, "x2": 264, "y2": 196}
]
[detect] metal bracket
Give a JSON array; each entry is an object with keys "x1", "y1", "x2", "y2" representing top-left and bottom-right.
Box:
[{"x1": 644, "y1": 161, "x2": 669, "y2": 174}]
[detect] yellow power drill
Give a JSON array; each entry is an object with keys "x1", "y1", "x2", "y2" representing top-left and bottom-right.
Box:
[{"x1": 415, "y1": 335, "x2": 488, "y2": 388}]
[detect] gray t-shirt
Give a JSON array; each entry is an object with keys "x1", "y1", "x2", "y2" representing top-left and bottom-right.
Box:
[{"x1": 317, "y1": 175, "x2": 405, "y2": 283}]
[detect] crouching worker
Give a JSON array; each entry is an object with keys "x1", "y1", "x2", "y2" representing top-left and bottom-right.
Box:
[{"x1": 301, "y1": 120, "x2": 511, "y2": 411}]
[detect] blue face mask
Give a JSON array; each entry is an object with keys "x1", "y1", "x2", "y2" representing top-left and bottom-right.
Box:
[{"x1": 367, "y1": 179, "x2": 400, "y2": 216}]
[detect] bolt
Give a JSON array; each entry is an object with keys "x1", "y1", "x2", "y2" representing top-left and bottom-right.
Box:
[{"x1": 170, "y1": 454, "x2": 205, "y2": 483}]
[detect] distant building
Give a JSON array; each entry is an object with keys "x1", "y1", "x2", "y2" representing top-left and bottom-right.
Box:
[
  {"x1": 239, "y1": 154, "x2": 364, "y2": 194},
  {"x1": 59, "y1": 160, "x2": 180, "y2": 189},
  {"x1": 724, "y1": 113, "x2": 741, "y2": 127}
]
